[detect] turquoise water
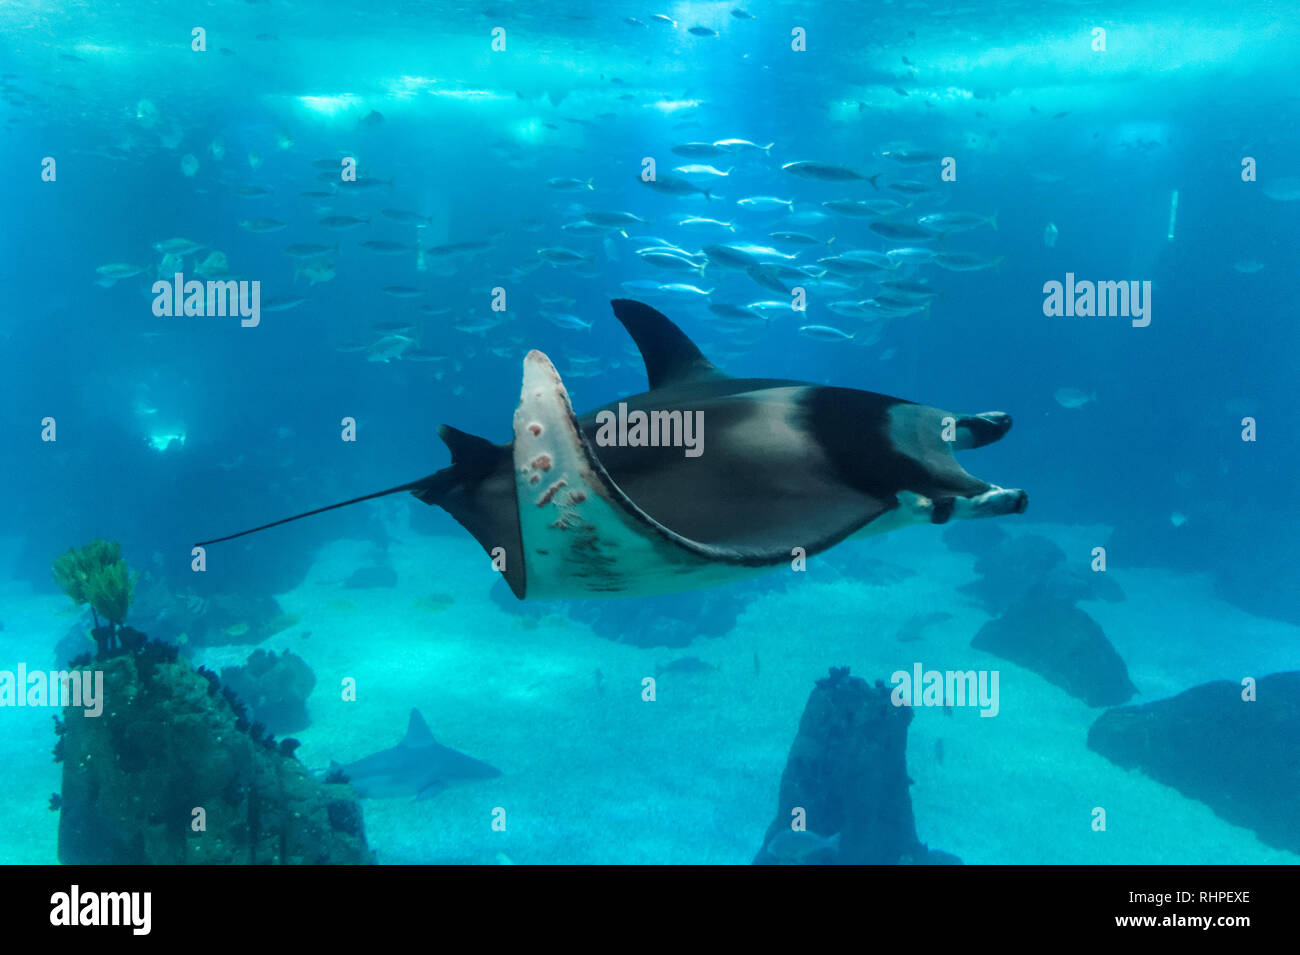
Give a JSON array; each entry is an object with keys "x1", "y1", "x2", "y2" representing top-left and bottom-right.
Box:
[{"x1": 0, "y1": 1, "x2": 1296, "y2": 864}]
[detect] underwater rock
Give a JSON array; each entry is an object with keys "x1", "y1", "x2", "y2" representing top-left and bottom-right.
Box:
[
  {"x1": 57, "y1": 640, "x2": 371, "y2": 864},
  {"x1": 1087, "y1": 673, "x2": 1300, "y2": 854},
  {"x1": 971, "y1": 595, "x2": 1137, "y2": 707},
  {"x1": 343, "y1": 564, "x2": 398, "y2": 589},
  {"x1": 567, "y1": 585, "x2": 746, "y2": 647},
  {"x1": 959, "y1": 532, "x2": 1123, "y2": 613},
  {"x1": 182, "y1": 591, "x2": 296, "y2": 648},
  {"x1": 220, "y1": 648, "x2": 316, "y2": 735},
  {"x1": 959, "y1": 533, "x2": 1065, "y2": 613},
  {"x1": 753, "y1": 667, "x2": 960, "y2": 865}
]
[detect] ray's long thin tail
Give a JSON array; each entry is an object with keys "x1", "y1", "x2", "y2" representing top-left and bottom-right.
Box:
[{"x1": 195, "y1": 474, "x2": 440, "y2": 546}]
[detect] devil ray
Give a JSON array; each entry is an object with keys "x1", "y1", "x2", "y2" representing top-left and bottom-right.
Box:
[{"x1": 198, "y1": 299, "x2": 1027, "y2": 598}]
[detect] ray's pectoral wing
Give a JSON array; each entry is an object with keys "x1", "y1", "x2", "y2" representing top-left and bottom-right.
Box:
[{"x1": 513, "y1": 350, "x2": 780, "y2": 598}]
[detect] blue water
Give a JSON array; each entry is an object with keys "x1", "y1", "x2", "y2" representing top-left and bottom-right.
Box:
[{"x1": 1, "y1": 1, "x2": 1297, "y2": 864}]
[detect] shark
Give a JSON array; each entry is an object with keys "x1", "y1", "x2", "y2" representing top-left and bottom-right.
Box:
[
  {"x1": 331, "y1": 708, "x2": 501, "y2": 799},
  {"x1": 198, "y1": 299, "x2": 1027, "y2": 598}
]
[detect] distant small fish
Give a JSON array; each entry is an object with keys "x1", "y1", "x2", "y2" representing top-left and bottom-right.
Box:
[
  {"x1": 153, "y1": 237, "x2": 205, "y2": 255},
  {"x1": 800, "y1": 324, "x2": 855, "y2": 342},
  {"x1": 639, "y1": 251, "x2": 705, "y2": 276},
  {"x1": 193, "y1": 250, "x2": 229, "y2": 278},
  {"x1": 537, "y1": 247, "x2": 588, "y2": 265},
  {"x1": 678, "y1": 216, "x2": 735, "y2": 232},
  {"x1": 656, "y1": 283, "x2": 714, "y2": 297},
  {"x1": 1170, "y1": 511, "x2": 1188, "y2": 528},
  {"x1": 674, "y1": 163, "x2": 733, "y2": 178},
  {"x1": 423, "y1": 240, "x2": 492, "y2": 258},
  {"x1": 708, "y1": 303, "x2": 760, "y2": 322},
  {"x1": 561, "y1": 220, "x2": 604, "y2": 236},
  {"x1": 732, "y1": 8, "x2": 755, "y2": 19},
  {"x1": 640, "y1": 173, "x2": 712, "y2": 200},
  {"x1": 782, "y1": 161, "x2": 879, "y2": 186},
  {"x1": 319, "y1": 215, "x2": 369, "y2": 230},
  {"x1": 356, "y1": 109, "x2": 385, "y2": 129},
  {"x1": 231, "y1": 185, "x2": 273, "y2": 198},
  {"x1": 736, "y1": 196, "x2": 793, "y2": 212},
  {"x1": 746, "y1": 299, "x2": 796, "y2": 317},
  {"x1": 382, "y1": 286, "x2": 424, "y2": 299},
  {"x1": 880, "y1": 147, "x2": 943, "y2": 164},
  {"x1": 933, "y1": 251, "x2": 1002, "y2": 272},
  {"x1": 585, "y1": 210, "x2": 646, "y2": 228},
  {"x1": 547, "y1": 177, "x2": 594, "y2": 191},
  {"x1": 653, "y1": 656, "x2": 718, "y2": 677},
  {"x1": 886, "y1": 180, "x2": 937, "y2": 196},
  {"x1": 262, "y1": 296, "x2": 307, "y2": 312},
  {"x1": 917, "y1": 211, "x2": 997, "y2": 233},
  {"x1": 366, "y1": 335, "x2": 413, "y2": 362},
  {"x1": 764, "y1": 829, "x2": 840, "y2": 863},
  {"x1": 671, "y1": 142, "x2": 729, "y2": 159},
  {"x1": 822, "y1": 198, "x2": 904, "y2": 218},
  {"x1": 179, "y1": 153, "x2": 199, "y2": 177},
  {"x1": 1053, "y1": 387, "x2": 1095, "y2": 409},
  {"x1": 295, "y1": 259, "x2": 335, "y2": 285},
  {"x1": 869, "y1": 220, "x2": 935, "y2": 241},
  {"x1": 541, "y1": 311, "x2": 593, "y2": 332},
  {"x1": 651, "y1": 14, "x2": 677, "y2": 27},
  {"x1": 96, "y1": 263, "x2": 146, "y2": 279},
  {"x1": 1043, "y1": 222, "x2": 1059, "y2": 248},
  {"x1": 769, "y1": 231, "x2": 828, "y2": 244},
  {"x1": 713, "y1": 138, "x2": 773, "y2": 155},
  {"x1": 238, "y1": 217, "x2": 286, "y2": 233},
  {"x1": 1232, "y1": 260, "x2": 1265, "y2": 274},
  {"x1": 687, "y1": 26, "x2": 717, "y2": 37},
  {"x1": 883, "y1": 248, "x2": 935, "y2": 267}
]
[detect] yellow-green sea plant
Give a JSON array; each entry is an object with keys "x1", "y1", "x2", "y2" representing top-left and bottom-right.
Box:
[{"x1": 52, "y1": 539, "x2": 136, "y2": 629}]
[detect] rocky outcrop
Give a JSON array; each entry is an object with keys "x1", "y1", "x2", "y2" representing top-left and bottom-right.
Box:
[
  {"x1": 56, "y1": 640, "x2": 371, "y2": 864},
  {"x1": 1087, "y1": 672, "x2": 1300, "y2": 854},
  {"x1": 754, "y1": 667, "x2": 959, "y2": 865}
]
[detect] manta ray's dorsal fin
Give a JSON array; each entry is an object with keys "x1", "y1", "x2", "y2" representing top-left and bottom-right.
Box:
[
  {"x1": 611, "y1": 298, "x2": 727, "y2": 390},
  {"x1": 401, "y1": 709, "x2": 436, "y2": 747}
]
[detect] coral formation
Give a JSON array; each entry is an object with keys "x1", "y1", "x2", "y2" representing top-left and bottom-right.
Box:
[
  {"x1": 56, "y1": 636, "x2": 372, "y2": 864},
  {"x1": 220, "y1": 648, "x2": 317, "y2": 735}
]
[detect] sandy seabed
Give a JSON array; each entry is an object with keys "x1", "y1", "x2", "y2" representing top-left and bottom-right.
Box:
[{"x1": 1, "y1": 520, "x2": 1296, "y2": 865}]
